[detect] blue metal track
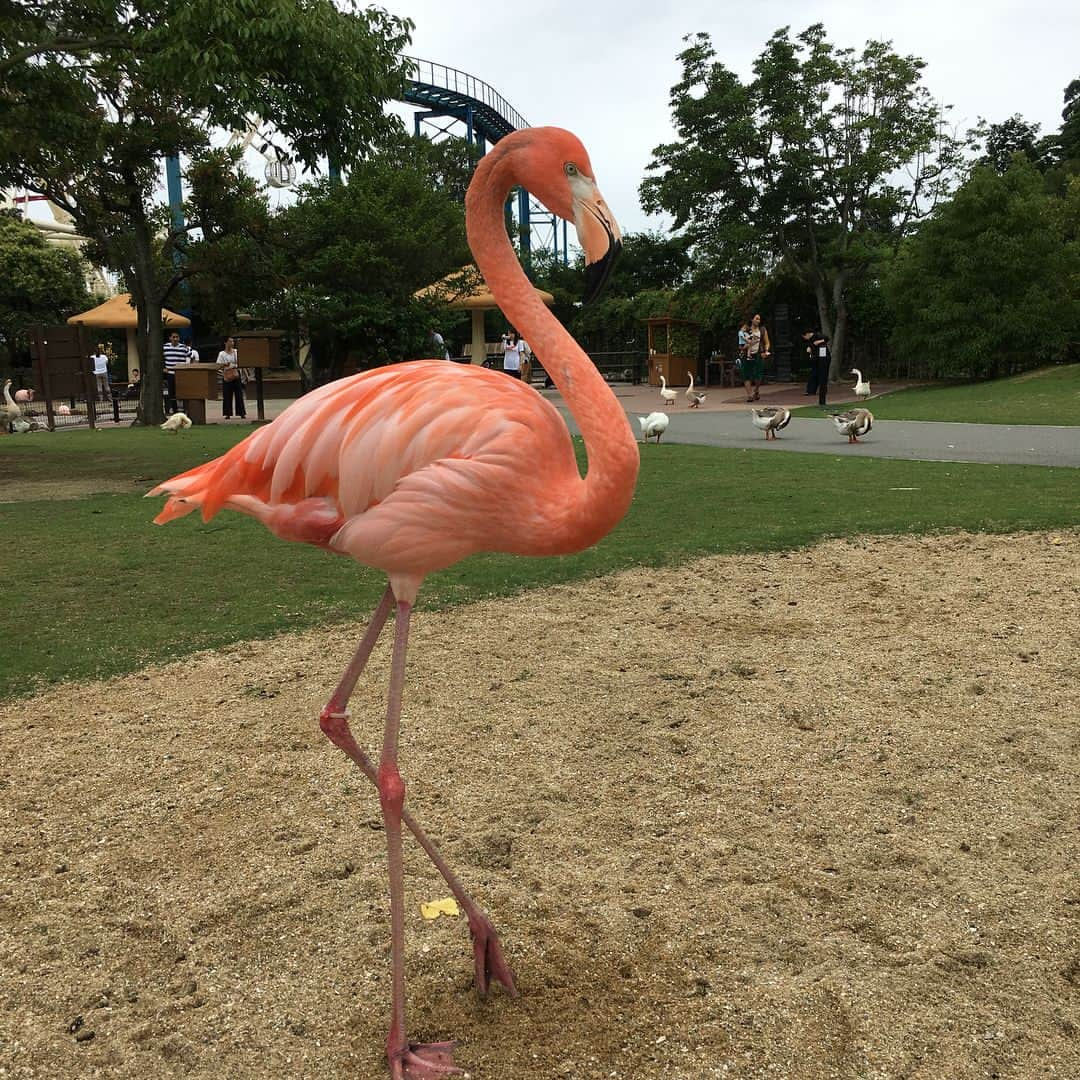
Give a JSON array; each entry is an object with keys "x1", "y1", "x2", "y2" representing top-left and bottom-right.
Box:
[
  {"x1": 403, "y1": 56, "x2": 526, "y2": 146},
  {"x1": 402, "y1": 57, "x2": 566, "y2": 266}
]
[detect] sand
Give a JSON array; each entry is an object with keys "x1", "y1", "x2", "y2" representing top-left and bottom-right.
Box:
[{"x1": 1, "y1": 530, "x2": 1078, "y2": 1079}]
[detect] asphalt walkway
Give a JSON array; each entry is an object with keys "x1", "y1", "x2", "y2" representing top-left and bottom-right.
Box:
[
  {"x1": 551, "y1": 383, "x2": 1080, "y2": 469},
  {"x1": 128, "y1": 375, "x2": 1078, "y2": 470}
]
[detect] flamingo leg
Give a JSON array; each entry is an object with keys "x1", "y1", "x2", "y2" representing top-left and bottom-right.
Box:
[
  {"x1": 379, "y1": 601, "x2": 462, "y2": 1080},
  {"x1": 318, "y1": 589, "x2": 518, "y2": 1001}
]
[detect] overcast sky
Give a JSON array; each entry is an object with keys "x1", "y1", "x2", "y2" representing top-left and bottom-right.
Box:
[{"x1": 382, "y1": 0, "x2": 1079, "y2": 235}]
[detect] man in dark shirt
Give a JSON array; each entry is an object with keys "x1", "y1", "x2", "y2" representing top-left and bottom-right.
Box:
[{"x1": 802, "y1": 328, "x2": 831, "y2": 406}]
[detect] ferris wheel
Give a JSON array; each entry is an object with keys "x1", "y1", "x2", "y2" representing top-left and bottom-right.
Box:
[{"x1": 225, "y1": 119, "x2": 298, "y2": 189}]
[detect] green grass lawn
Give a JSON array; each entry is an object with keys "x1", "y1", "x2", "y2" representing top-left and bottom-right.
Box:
[
  {"x1": 1, "y1": 426, "x2": 1078, "y2": 700},
  {"x1": 789, "y1": 363, "x2": 1080, "y2": 425}
]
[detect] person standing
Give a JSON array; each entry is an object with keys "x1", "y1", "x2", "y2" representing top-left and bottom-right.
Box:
[
  {"x1": 802, "y1": 328, "x2": 831, "y2": 406},
  {"x1": 429, "y1": 328, "x2": 451, "y2": 360},
  {"x1": 90, "y1": 343, "x2": 110, "y2": 401},
  {"x1": 519, "y1": 337, "x2": 532, "y2": 383},
  {"x1": 742, "y1": 313, "x2": 770, "y2": 402},
  {"x1": 502, "y1": 329, "x2": 525, "y2": 378},
  {"x1": 217, "y1": 336, "x2": 246, "y2": 419},
  {"x1": 163, "y1": 331, "x2": 192, "y2": 415}
]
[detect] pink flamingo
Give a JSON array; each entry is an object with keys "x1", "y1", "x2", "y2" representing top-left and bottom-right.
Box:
[
  {"x1": 150, "y1": 127, "x2": 638, "y2": 1078},
  {"x1": 14, "y1": 388, "x2": 34, "y2": 404}
]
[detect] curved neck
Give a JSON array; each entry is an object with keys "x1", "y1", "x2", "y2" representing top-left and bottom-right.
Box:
[{"x1": 466, "y1": 146, "x2": 638, "y2": 538}]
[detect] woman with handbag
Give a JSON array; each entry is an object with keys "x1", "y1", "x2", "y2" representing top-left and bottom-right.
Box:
[
  {"x1": 218, "y1": 336, "x2": 246, "y2": 420},
  {"x1": 743, "y1": 313, "x2": 770, "y2": 402}
]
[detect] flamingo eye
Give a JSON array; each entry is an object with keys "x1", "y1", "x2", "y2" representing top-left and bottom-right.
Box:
[{"x1": 564, "y1": 162, "x2": 578, "y2": 177}]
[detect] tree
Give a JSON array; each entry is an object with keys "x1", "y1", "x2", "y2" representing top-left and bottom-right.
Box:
[
  {"x1": 0, "y1": 211, "x2": 89, "y2": 368},
  {"x1": 0, "y1": 0, "x2": 412, "y2": 423},
  {"x1": 1059, "y1": 78, "x2": 1080, "y2": 163},
  {"x1": 254, "y1": 138, "x2": 470, "y2": 381},
  {"x1": 609, "y1": 231, "x2": 692, "y2": 295},
  {"x1": 978, "y1": 114, "x2": 1043, "y2": 173},
  {"x1": 182, "y1": 149, "x2": 277, "y2": 336},
  {"x1": 885, "y1": 158, "x2": 1080, "y2": 378},
  {"x1": 1037, "y1": 77, "x2": 1080, "y2": 196},
  {"x1": 641, "y1": 24, "x2": 960, "y2": 376}
]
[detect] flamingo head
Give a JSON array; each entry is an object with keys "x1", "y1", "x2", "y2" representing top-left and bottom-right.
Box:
[{"x1": 505, "y1": 127, "x2": 622, "y2": 303}]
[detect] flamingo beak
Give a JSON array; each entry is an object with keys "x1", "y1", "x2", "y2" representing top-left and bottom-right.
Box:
[{"x1": 574, "y1": 182, "x2": 622, "y2": 305}]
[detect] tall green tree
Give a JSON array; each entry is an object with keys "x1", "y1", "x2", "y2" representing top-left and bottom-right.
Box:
[
  {"x1": 1038, "y1": 77, "x2": 1080, "y2": 195},
  {"x1": 0, "y1": 0, "x2": 412, "y2": 423},
  {"x1": 182, "y1": 148, "x2": 277, "y2": 336},
  {"x1": 641, "y1": 24, "x2": 960, "y2": 376},
  {"x1": 0, "y1": 211, "x2": 89, "y2": 368},
  {"x1": 255, "y1": 138, "x2": 470, "y2": 382},
  {"x1": 885, "y1": 158, "x2": 1080, "y2": 378},
  {"x1": 978, "y1": 114, "x2": 1043, "y2": 173}
]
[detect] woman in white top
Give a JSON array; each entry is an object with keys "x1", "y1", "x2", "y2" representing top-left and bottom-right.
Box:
[
  {"x1": 91, "y1": 343, "x2": 110, "y2": 401},
  {"x1": 502, "y1": 330, "x2": 524, "y2": 378},
  {"x1": 217, "y1": 336, "x2": 246, "y2": 419}
]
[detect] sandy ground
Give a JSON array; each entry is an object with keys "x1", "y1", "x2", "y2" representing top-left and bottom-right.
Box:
[{"x1": 1, "y1": 530, "x2": 1078, "y2": 1080}]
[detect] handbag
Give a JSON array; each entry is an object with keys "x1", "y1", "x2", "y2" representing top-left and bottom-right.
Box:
[{"x1": 222, "y1": 366, "x2": 239, "y2": 382}]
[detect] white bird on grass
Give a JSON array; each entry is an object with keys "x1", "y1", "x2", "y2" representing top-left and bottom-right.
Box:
[
  {"x1": 161, "y1": 412, "x2": 192, "y2": 432},
  {"x1": 638, "y1": 411, "x2": 669, "y2": 443},
  {"x1": 750, "y1": 407, "x2": 791, "y2": 440},
  {"x1": 831, "y1": 408, "x2": 873, "y2": 443},
  {"x1": 851, "y1": 369, "x2": 871, "y2": 399},
  {"x1": 685, "y1": 373, "x2": 706, "y2": 408},
  {"x1": 2, "y1": 380, "x2": 22, "y2": 431},
  {"x1": 658, "y1": 375, "x2": 678, "y2": 406},
  {"x1": 10, "y1": 417, "x2": 31, "y2": 434}
]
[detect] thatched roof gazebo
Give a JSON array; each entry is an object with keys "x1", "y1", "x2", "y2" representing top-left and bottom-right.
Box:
[
  {"x1": 416, "y1": 266, "x2": 554, "y2": 364},
  {"x1": 67, "y1": 293, "x2": 190, "y2": 378}
]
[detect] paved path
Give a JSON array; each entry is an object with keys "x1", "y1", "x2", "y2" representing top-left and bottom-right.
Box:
[
  {"x1": 131, "y1": 375, "x2": 1079, "y2": 469},
  {"x1": 550, "y1": 385, "x2": 1080, "y2": 469},
  {"x1": 616, "y1": 411, "x2": 1080, "y2": 468}
]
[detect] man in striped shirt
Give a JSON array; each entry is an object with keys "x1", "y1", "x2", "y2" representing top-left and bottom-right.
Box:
[{"x1": 163, "y1": 331, "x2": 192, "y2": 415}]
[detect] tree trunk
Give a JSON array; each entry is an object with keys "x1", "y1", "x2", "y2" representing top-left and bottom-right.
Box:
[
  {"x1": 812, "y1": 278, "x2": 833, "y2": 336},
  {"x1": 828, "y1": 272, "x2": 848, "y2": 382},
  {"x1": 130, "y1": 205, "x2": 166, "y2": 426}
]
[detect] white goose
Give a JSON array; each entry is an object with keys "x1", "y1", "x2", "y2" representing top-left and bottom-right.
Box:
[
  {"x1": 685, "y1": 373, "x2": 707, "y2": 408},
  {"x1": 658, "y1": 375, "x2": 678, "y2": 406},
  {"x1": 750, "y1": 406, "x2": 791, "y2": 441},
  {"x1": 831, "y1": 408, "x2": 873, "y2": 443},
  {"x1": 2, "y1": 380, "x2": 22, "y2": 431},
  {"x1": 637, "y1": 411, "x2": 669, "y2": 444},
  {"x1": 851, "y1": 368, "x2": 871, "y2": 399},
  {"x1": 160, "y1": 412, "x2": 192, "y2": 432}
]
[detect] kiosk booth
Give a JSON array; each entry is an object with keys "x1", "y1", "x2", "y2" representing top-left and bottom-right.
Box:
[{"x1": 644, "y1": 317, "x2": 700, "y2": 389}]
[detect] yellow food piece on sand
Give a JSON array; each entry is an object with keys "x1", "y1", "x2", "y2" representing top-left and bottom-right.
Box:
[{"x1": 420, "y1": 897, "x2": 461, "y2": 921}]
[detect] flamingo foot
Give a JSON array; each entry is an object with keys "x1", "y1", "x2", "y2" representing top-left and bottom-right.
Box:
[
  {"x1": 469, "y1": 912, "x2": 519, "y2": 997},
  {"x1": 389, "y1": 1041, "x2": 461, "y2": 1079}
]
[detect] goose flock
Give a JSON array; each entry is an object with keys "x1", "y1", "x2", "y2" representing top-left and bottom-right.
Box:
[{"x1": 642, "y1": 371, "x2": 877, "y2": 446}]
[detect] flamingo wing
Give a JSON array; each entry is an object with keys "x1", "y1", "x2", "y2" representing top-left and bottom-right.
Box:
[{"x1": 151, "y1": 362, "x2": 577, "y2": 577}]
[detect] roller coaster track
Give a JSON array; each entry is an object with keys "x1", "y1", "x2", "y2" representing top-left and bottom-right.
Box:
[
  {"x1": 401, "y1": 57, "x2": 568, "y2": 263},
  {"x1": 403, "y1": 56, "x2": 527, "y2": 145}
]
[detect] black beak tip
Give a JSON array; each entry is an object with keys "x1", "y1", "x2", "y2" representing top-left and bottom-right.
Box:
[{"x1": 582, "y1": 238, "x2": 622, "y2": 306}]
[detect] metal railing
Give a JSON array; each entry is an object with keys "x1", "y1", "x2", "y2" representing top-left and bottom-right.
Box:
[
  {"x1": 403, "y1": 56, "x2": 529, "y2": 132},
  {"x1": 481, "y1": 350, "x2": 647, "y2": 386}
]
